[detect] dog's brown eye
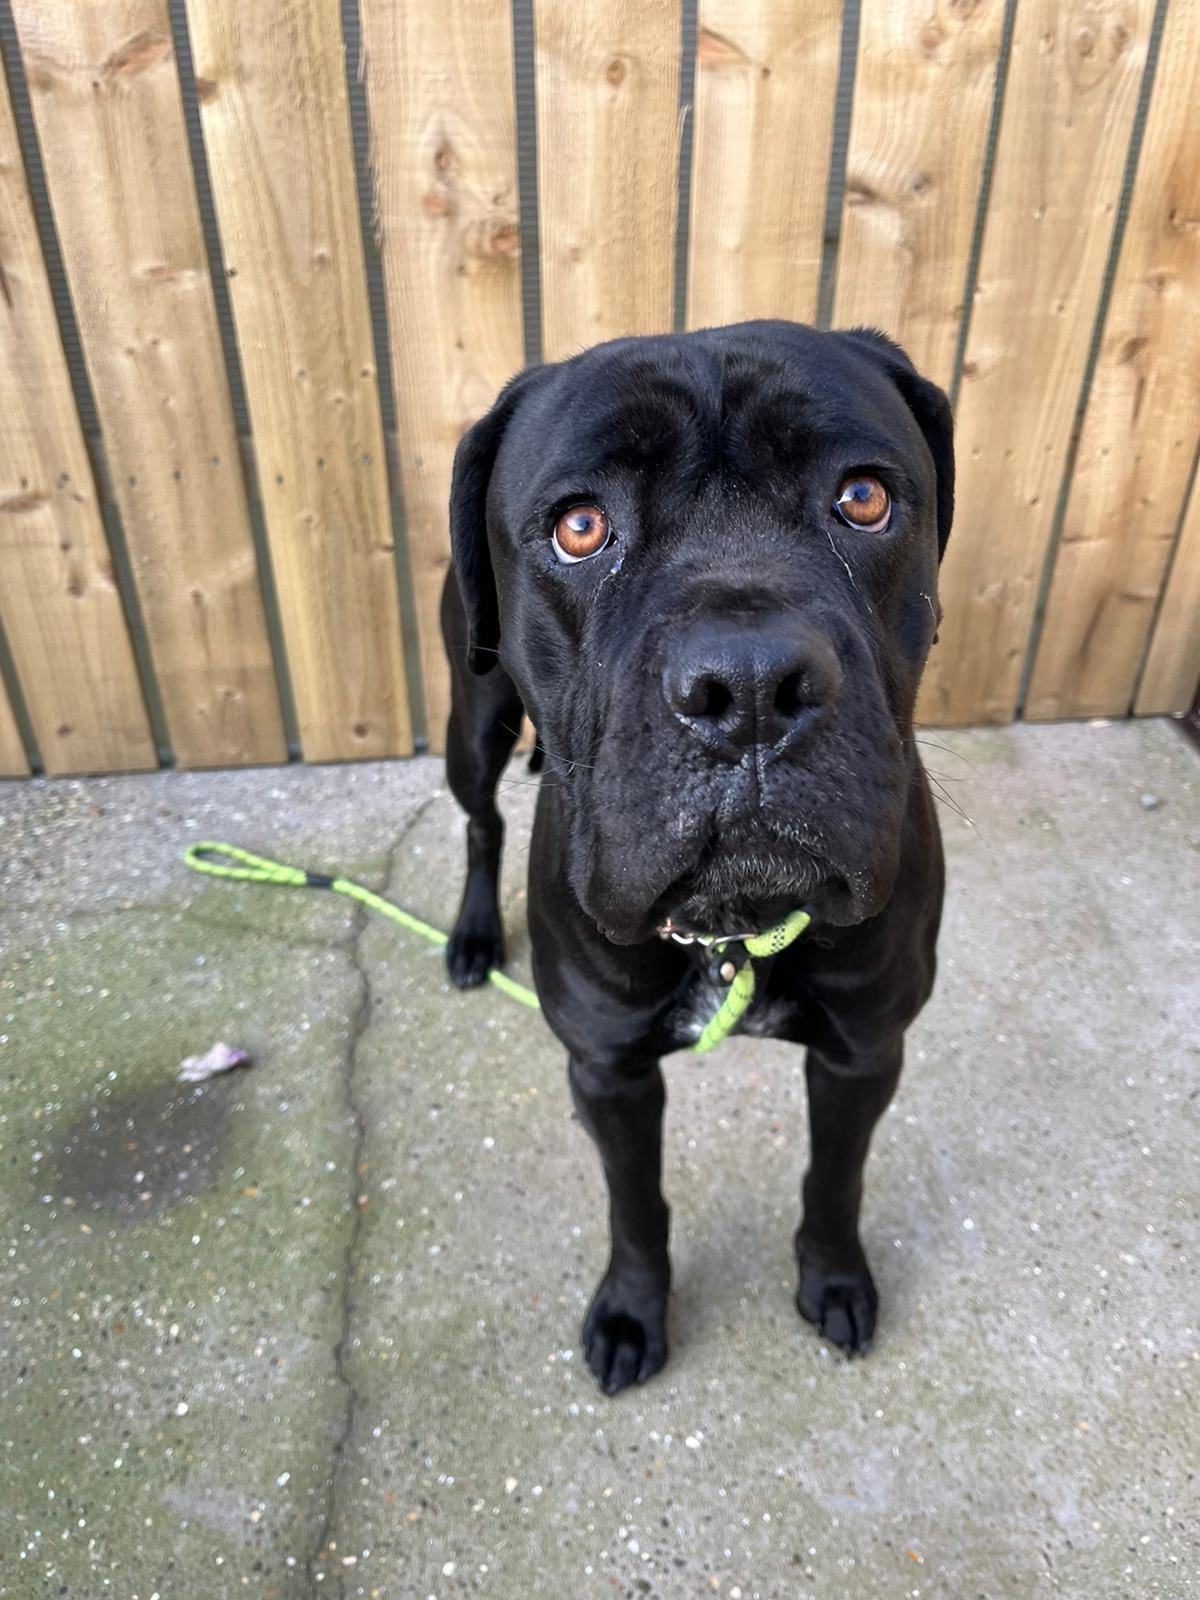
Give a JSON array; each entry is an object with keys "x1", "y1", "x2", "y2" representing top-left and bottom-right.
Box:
[
  {"x1": 553, "y1": 504, "x2": 610, "y2": 564},
  {"x1": 834, "y1": 475, "x2": 891, "y2": 532}
]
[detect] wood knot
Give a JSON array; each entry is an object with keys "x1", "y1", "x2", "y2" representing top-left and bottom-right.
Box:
[
  {"x1": 1075, "y1": 26, "x2": 1096, "y2": 57},
  {"x1": 605, "y1": 57, "x2": 627, "y2": 86},
  {"x1": 920, "y1": 21, "x2": 945, "y2": 55},
  {"x1": 104, "y1": 30, "x2": 171, "y2": 78},
  {"x1": 0, "y1": 490, "x2": 47, "y2": 514},
  {"x1": 486, "y1": 221, "x2": 520, "y2": 258},
  {"x1": 696, "y1": 27, "x2": 750, "y2": 68},
  {"x1": 422, "y1": 186, "x2": 452, "y2": 218},
  {"x1": 844, "y1": 180, "x2": 878, "y2": 208},
  {"x1": 1117, "y1": 335, "x2": 1148, "y2": 364},
  {"x1": 196, "y1": 76, "x2": 218, "y2": 103}
]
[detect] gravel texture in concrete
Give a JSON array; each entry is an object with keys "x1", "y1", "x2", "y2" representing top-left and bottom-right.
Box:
[{"x1": 0, "y1": 720, "x2": 1196, "y2": 1599}]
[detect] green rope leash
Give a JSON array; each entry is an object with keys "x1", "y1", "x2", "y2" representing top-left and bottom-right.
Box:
[
  {"x1": 182, "y1": 842, "x2": 809, "y2": 1051},
  {"x1": 183, "y1": 841, "x2": 540, "y2": 1010}
]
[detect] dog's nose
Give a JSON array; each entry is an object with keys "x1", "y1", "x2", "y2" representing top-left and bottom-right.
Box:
[{"x1": 663, "y1": 620, "x2": 837, "y2": 757}]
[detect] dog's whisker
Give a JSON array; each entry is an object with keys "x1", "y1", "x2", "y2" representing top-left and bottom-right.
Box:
[
  {"x1": 443, "y1": 642, "x2": 507, "y2": 659},
  {"x1": 530, "y1": 737, "x2": 600, "y2": 773},
  {"x1": 494, "y1": 774, "x2": 559, "y2": 795},
  {"x1": 492, "y1": 719, "x2": 598, "y2": 775},
  {"x1": 914, "y1": 734, "x2": 977, "y2": 770},
  {"x1": 926, "y1": 775, "x2": 980, "y2": 833}
]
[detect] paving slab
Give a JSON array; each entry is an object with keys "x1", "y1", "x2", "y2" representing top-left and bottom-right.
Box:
[
  {"x1": 0, "y1": 763, "x2": 441, "y2": 1598},
  {"x1": 0, "y1": 722, "x2": 1196, "y2": 1599}
]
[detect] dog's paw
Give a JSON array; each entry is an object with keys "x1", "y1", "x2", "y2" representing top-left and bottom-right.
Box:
[
  {"x1": 795, "y1": 1244, "x2": 878, "y2": 1356},
  {"x1": 582, "y1": 1270, "x2": 669, "y2": 1396},
  {"x1": 445, "y1": 891, "x2": 504, "y2": 988}
]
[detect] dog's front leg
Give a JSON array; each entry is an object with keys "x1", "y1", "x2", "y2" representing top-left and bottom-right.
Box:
[
  {"x1": 795, "y1": 1035, "x2": 903, "y2": 1355},
  {"x1": 569, "y1": 1052, "x2": 671, "y2": 1396}
]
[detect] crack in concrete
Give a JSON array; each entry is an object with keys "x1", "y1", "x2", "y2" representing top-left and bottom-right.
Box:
[{"x1": 304, "y1": 794, "x2": 439, "y2": 1596}]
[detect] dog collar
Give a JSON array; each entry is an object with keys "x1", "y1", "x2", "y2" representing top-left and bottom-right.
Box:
[{"x1": 671, "y1": 908, "x2": 811, "y2": 1054}]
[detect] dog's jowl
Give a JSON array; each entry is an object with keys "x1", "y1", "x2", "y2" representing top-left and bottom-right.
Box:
[{"x1": 440, "y1": 321, "x2": 953, "y2": 1395}]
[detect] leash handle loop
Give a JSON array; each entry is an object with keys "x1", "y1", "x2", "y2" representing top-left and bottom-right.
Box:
[
  {"x1": 183, "y1": 840, "x2": 542, "y2": 1011},
  {"x1": 184, "y1": 841, "x2": 311, "y2": 887}
]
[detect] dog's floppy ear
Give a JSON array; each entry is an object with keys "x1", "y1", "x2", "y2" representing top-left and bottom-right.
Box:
[
  {"x1": 837, "y1": 328, "x2": 955, "y2": 560},
  {"x1": 450, "y1": 365, "x2": 546, "y2": 673}
]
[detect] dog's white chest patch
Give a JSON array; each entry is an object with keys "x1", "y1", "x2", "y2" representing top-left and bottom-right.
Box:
[{"x1": 676, "y1": 972, "x2": 791, "y2": 1046}]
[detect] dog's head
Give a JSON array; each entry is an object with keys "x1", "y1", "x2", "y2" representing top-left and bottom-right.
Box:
[{"x1": 450, "y1": 321, "x2": 953, "y2": 944}]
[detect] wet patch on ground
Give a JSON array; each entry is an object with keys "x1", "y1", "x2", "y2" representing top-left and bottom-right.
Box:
[{"x1": 50, "y1": 1074, "x2": 243, "y2": 1220}]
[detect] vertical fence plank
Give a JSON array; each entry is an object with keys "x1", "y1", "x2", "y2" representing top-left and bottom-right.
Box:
[
  {"x1": 535, "y1": 0, "x2": 680, "y2": 359},
  {"x1": 1135, "y1": 479, "x2": 1200, "y2": 715},
  {"x1": 832, "y1": 0, "x2": 1004, "y2": 387},
  {"x1": 687, "y1": 0, "x2": 841, "y2": 330},
  {"x1": 186, "y1": 0, "x2": 410, "y2": 762},
  {"x1": 0, "y1": 678, "x2": 28, "y2": 776},
  {"x1": 13, "y1": 1, "x2": 286, "y2": 768},
  {"x1": 359, "y1": 0, "x2": 524, "y2": 752},
  {"x1": 1025, "y1": 1, "x2": 1199, "y2": 720},
  {"x1": 0, "y1": 68, "x2": 155, "y2": 775},
  {"x1": 918, "y1": 0, "x2": 1155, "y2": 725}
]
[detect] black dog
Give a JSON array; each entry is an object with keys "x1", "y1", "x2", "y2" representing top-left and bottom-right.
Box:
[{"x1": 440, "y1": 321, "x2": 952, "y2": 1395}]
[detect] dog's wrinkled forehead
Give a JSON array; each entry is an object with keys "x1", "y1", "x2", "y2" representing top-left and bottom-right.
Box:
[{"x1": 494, "y1": 327, "x2": 936, "y2": 512}]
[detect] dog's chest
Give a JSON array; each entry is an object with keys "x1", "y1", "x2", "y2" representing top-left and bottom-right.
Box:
[{"x1": 666, "y1": 956, "x2": 803, "y2": 1049}]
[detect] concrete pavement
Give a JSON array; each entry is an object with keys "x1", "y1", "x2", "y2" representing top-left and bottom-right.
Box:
[{"x1": 1, "y1": 720, "x2": 1196, "y2": 1598}]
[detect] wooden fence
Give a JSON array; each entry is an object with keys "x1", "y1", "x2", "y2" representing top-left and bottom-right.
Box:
[{"x1": 0, "y1": 0, "x2": 1196, "y2": 777}]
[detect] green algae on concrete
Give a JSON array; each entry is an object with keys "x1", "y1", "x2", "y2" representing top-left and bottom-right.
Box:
[{"x1": 0, "y1": 764, "x2": 443, "y2": 1598}]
